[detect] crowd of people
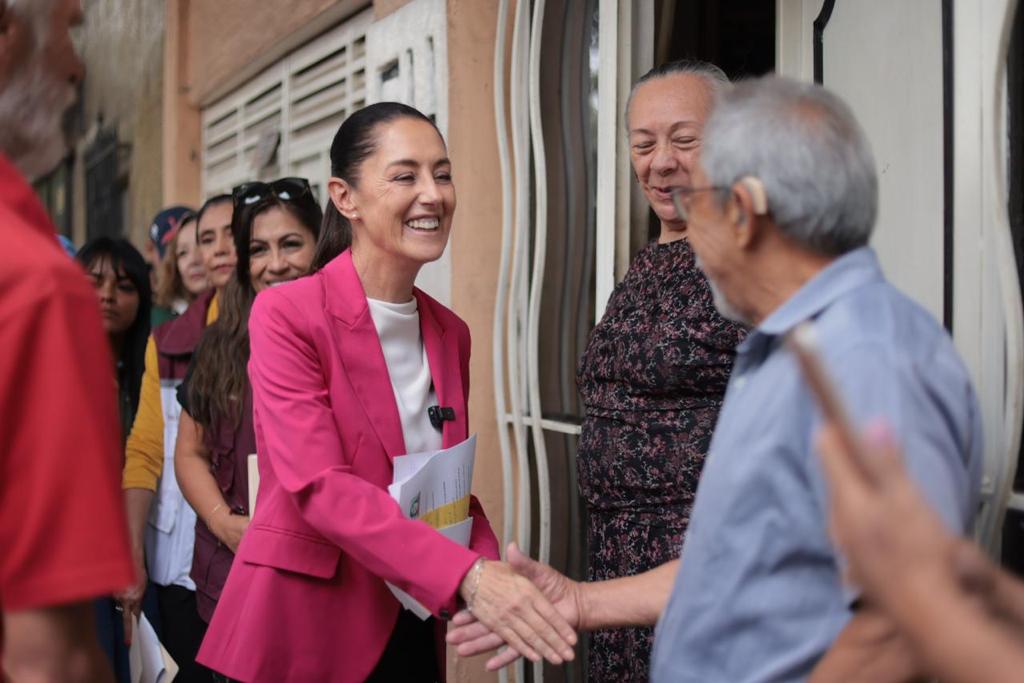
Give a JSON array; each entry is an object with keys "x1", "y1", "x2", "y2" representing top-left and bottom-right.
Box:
[{"x1": 5, "y1": 0, "x2": 1024, "y2": 682}]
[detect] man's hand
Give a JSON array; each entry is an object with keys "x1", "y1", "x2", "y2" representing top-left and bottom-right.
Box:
[
  {"x1": 448, "y1": 543, "x2": 583, "y2": 671},
  {"x1": 954, "y1": 540, "x2": 1024, "y2": 630}
]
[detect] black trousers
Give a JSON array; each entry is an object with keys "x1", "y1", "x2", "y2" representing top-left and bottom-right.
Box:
[
  {"x1": 365, "y1": 610, "x2": 440, "y2": 682},
  {"x1": 154, "y1": 584, "x2": 216, "y2": 683}
]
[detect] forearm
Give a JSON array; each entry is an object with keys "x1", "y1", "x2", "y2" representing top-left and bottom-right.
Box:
[
  {"x1": 123, "y1": 488, "x2": 154, "y2": 569},
  {"x1": 174, "y1": 414, "x2": 225, "y2": 525},
  {"x1": 810, "y1": 607, "x2": 921, "y2": 683},
  {"x1": 579, "y1": 559, "x2": 678, "y2": 631},
  {"x1": 888, "y1": 578, "x2": 1024, "y2": 683},
  {"x1": 2, "y1": 604, "x2": 114, "y2": 683}
]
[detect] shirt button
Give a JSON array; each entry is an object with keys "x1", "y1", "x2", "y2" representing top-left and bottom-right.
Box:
[{"x1": 440, "y1": 608, "x2": 450, "y2": 620}]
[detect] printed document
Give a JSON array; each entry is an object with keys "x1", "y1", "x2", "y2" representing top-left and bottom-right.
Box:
[{"x1": 386, "y1": 435, "x2": 477, "y2": 618}]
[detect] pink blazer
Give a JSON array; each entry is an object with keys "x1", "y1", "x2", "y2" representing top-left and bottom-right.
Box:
[{"x1": 197, "y1": 250, "x2": 500, "y2": 682}]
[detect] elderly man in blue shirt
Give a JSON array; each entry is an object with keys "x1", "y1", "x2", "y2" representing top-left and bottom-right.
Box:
[{"x1": 449, "y1": 74, "x2": 982, "y2": 683}]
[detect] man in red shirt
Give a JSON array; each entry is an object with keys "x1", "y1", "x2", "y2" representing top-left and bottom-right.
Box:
[{"x1": 0, "y1": 0, "x2": 135, "y2": 680}]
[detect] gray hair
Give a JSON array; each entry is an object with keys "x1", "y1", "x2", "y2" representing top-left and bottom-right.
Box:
[
  {"x1": 701, "y1": 76, "x2": 878, "y2": 256},
  {"x1": 625, "y1": 59, "x2": 731, "y2": 120}
]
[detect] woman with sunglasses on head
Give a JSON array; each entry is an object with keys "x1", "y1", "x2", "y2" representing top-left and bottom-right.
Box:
[
  {"x1": 197, "y1": 103, "x2": 575, "y2": 683},
  {"x1": 174, "y1": 178, "x2": 320, "y2": 629},
  {"x1": 77, "y1": 237, "x2": 152, "y2": 683},
  {"x1": 117, "y1": 195, "x2": 234, "y2": 683},
  {"x1": 152, "y1": 211, "x2": 210, "y2": 327}
]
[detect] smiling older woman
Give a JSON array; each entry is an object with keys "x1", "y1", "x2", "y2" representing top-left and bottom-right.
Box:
[
  {"x1": 573, "y1": 60, "x2": 748, "y2": 682},
  {"x1": 196, "y1": 103, "x2": 575, "y2": 683}
]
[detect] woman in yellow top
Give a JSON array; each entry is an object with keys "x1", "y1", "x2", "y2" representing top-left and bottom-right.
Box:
[{"x1": 117, "y1": 195, "x2": 233, "y2": 682}]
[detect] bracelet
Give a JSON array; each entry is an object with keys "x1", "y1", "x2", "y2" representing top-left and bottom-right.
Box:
[
  {"x1": 465, "y1": 558, "x2": 486, "y2": 613},
  {"x1": 206, "y1": 502, "x2": 225, "y2": 528}
]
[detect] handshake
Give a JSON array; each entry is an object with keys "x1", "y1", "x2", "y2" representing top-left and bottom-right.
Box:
[{"x1": 448, "y1": 544, "x2": 585, "y2": 670}]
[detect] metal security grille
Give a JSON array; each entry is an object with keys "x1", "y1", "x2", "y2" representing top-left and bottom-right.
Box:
[{"x1": 200, "y1": 9, "x2": 372, "y2": 202}]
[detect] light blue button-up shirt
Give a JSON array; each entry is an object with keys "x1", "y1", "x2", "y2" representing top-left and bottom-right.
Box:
[{"x1": 649, "y1": 247, "x2": 982, "y2": 682}]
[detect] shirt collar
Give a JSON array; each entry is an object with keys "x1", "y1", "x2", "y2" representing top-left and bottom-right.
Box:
[
  {"x1": 740, "y1": 246, "x2": 883, "y2": 350},
  {"x1": 0, "y1": 152, "x2": 55, "y2": 239}
]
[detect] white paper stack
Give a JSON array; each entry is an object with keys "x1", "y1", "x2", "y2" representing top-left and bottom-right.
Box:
[
  {"x1": 386, "y1": 434, "x2": 477, "y2": 619},
  {"x1": 128, "y1": 614, "x2": 177, "y2": 683}
]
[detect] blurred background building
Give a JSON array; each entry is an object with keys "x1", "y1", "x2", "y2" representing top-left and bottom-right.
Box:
[{"x1": 32, "y1": 1, "x2": 1024, "y2": 681}]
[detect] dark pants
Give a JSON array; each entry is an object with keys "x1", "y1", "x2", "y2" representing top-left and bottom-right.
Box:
[
  {"x1": 154, "y1": 584, "x2": 215, "y2": 683},
  {"x1": 365, "y1": 610, "x2": 440, "y2": 682}
]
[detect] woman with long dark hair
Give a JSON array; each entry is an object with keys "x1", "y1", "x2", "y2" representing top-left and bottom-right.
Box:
[
  {"x1": 175, "y1": 178, "x2": 321, "y2": 626},
  {"x1": 77, "y1": 236, "x2": 152, "y2": 682},
  {"x1": 78, "y1": 237, "x2": 152, "y2": 439},
  {"x1": 198, "y1": 103, "x2": 574, "y2": 683}
]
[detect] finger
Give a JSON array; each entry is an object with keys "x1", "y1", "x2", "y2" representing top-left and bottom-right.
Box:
[
  {"x1": 446, "y1": 620, "x2": 493, "y2": 644},
  {"x1": 455, "y1": 631, "x2": 506, "y2": 656},
  {"x1": 486, "y1": 646, "x2": 524, "y2": 671},
  {"x1": 816, "y1": 424, "x2": 869, "y2": 500},
  {"x1": 860, "y1": 419, "x2": 904, "y2": 483},
  {"x1": 954, "y1": 540, "x2": 997, "y2": 595},
  {"x1": 958, "y1": 540, "x2": 1024, "y2": 626},
  {"x1": 527, "y1": 586, "x2": 577, "y2": 651},
  {"x1": 492, "y1": 618, "x2": 541, "y2": 663},
  {"x1": 511, "y1": 601, "x2": 572, "y2": 664},
  {"x1": 450, "y1": 609, "x2": 477, "y2": 627},
  {"x1": 122, "y1": 610, "x2": 133, "y2": 646},
  {"x1": 507, "y1": 542, "x2": 542, "y2": 580}
]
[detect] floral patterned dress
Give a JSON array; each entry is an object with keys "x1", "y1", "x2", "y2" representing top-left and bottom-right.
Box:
[{"x1": 576, "y1": 238, "x2": 747, "y2": 682}]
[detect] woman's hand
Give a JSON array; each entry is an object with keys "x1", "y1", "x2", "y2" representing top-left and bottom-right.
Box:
[
  {"x1": 115, "y1": 545, "x2": 148, "y2": 645},
  {"x1": 456, "y1": 547, "x2": 578, "y2": 668},
  {"x1": 209, "y1": 510, "x2": 250, "y2": 553},
  {"x1": 451, "y1": 543, "x2": 582, "y2": 670}
]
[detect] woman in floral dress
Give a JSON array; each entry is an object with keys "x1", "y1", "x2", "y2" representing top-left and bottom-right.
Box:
[{"x1": 576, "y1": 60, "x2": 747, "y2": 682}]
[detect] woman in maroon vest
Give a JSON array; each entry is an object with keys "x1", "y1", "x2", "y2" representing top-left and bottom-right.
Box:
[{"x1": 174, "y1": 178, "x2": 322, "y2": 624}]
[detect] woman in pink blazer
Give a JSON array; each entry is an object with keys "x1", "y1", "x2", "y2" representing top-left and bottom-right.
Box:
[{"x1": 197, "y1": 103, "x2": 576, "y2": 682}]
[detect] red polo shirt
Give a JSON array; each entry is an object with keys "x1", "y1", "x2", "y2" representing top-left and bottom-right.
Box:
[{"x1": 0, "y1": 154, "x2": 134, "y2": 640}]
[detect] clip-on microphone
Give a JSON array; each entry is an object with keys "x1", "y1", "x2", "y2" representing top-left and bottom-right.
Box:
[{"x1": 427, "y1": 405, "x2": 456, "y2": 431}]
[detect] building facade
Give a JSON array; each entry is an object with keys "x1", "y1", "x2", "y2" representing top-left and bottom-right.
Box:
[{"x1": 52, "y1": 1, "x2": 1024, "y2": 682}]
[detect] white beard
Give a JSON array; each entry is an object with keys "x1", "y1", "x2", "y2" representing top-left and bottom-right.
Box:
[
  {"x1": 695, "y1": 253, "x2": 751, "y2": 325},
  {"x1": 0, "y1": 51, "x2": 76, "y2": 180},
  {"x1": 707, "y1": 276, "x2": 751, "y2": 325}
]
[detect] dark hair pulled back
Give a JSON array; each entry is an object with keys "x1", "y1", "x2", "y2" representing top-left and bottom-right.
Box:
[
  {"x1": 312, "y1": 102, "x2": 439, "y2": 271},
  {"x1": 195, "y1": 194, "x2": 233, "y2": 238},
  {"x1": 188, "y1": 189, "x2": 322, "y2": 431}
]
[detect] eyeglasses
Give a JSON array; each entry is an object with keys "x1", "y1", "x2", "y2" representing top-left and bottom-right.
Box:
[
  {"x1": 670, "y1": 186, "x2": 730, "y2": 223},
  {"x1": 232, "y1": 177, "x2": 313, "y2": 207}
]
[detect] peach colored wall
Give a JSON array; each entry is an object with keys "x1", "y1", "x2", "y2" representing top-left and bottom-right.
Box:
[
  {"x1": 187, "y1": 0, "x2": 347, "y2": 103},
  {"x1": 446, "y1": 1, "x2": 504, "y2": 681},
  {"x1": 162, "y1": 0, "x2": 384, "y2": 205},
  {"x1": 163, "y1": 0, "x2": 201, "y2": 206},
  {"x1": 374, "y1": 0, "x2": 413, "y2": 19}
]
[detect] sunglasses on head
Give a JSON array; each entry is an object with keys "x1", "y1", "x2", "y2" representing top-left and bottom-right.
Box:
[{"x1": 232, "y1": 177, "x2": 312, "y2": 207}]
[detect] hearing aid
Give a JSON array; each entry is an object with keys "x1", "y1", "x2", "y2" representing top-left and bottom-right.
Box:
[{"x1": 738, "y1": 176, "x2": 768, "y2": 216}]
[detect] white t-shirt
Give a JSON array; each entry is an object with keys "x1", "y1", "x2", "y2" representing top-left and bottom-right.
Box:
[{"x1": 367, "y1": 297, "x2": 443, "y2": 455}]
